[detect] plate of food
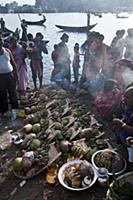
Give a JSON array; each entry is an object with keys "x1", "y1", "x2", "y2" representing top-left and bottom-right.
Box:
[
  {"x1": 58, "y1": 159, "x2": 98, "y2": 191},
  {"x1": 91, "y1": 149, "x2": 127, "y2": 176}
]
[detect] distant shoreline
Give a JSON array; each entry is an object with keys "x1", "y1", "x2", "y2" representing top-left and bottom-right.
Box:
[{"x1": 0, "y1": 10, "x2": 133, "y2": 14}]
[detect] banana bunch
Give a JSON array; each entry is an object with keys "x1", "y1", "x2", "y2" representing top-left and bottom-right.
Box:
[
  {"x1": 95, "y1": 153, "x2": 112, "y2": 170},
  {"x1": 71, "y1": 145, "x2": 86, "y2": 158}
]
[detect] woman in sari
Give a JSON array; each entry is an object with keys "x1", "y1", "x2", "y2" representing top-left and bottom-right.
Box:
[{"x1": 9, "y1": 37, "x2": 29, "y2": 95}]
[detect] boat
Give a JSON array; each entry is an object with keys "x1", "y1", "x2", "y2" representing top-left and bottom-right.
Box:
[
  {"x1": 24, "y1": 15, "x2": 46, "y2": 26},
  {"x1": 116, "y1": 14, "x2": 128, "y2": 19},
  {"x1": 55, "y1": 23, "x2": 97, "y2": 33}
]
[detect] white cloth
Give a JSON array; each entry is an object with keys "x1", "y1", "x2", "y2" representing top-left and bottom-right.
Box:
[{"x1": 0, "y1": 48, "x2": 13, "y2": 74}]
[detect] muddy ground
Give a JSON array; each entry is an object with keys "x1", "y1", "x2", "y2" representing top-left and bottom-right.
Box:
[{"x1": 0, "y1": 92, "x2": 132, "y2": 200}]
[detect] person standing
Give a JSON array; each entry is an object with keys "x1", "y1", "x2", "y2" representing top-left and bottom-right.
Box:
[
  {"x1": 34, "y1": 32, "x2": 48, "y2": 88},
  {"x1": 72, "y1": 43, "x2": 80, "y2": 85},
  {"x1": 80, "y1": 32, "x2": 106, "y2": 94},
  {"x1": 27, "y1": 41, "x2": 43, "y2": 90},
  {"x1": 124, "y1": 28, "x2": 133, "y2": 60},
  {"x1": 111, "y1": 29, "x2": 125, "y2": 59},
  {"x1": 9, "y1": 36, "x2": 29, "y2": 95},
  {"x1": 50, "y1": 44, "x2": 67, "y2": 88},
  {"x1": 50, "y1": 44, "x2": 61, "y2": 82},
  {"x1": 21, "y1": 19, "x2": 28, "y2": 42},
  {"x1": 58, "y1": 33, "x2": 71, "y2": 83},
  {"x1": 51, "y1": 44, "x2": 60, "y2": 69},
  {"x1": 0, "y1": 18, "x2": 5, "y2": 32},
  {"x1": 0, "y1": 36, "x2": 18, "y2": 117}
]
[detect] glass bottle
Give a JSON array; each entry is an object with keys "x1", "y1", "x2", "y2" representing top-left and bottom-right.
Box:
[
  {"x1": 46, "y1": 163, "x2": 58, "y2": 184},
  {"x1": 97, "y1": 167, "x2": 109, "y2": 188}
]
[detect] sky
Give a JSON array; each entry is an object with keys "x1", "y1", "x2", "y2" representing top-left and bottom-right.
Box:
[{"x1": 0, "y1": 0, "x2": 35, "y2": 6}]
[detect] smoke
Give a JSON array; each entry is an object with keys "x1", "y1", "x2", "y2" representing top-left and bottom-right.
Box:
[{"x1": 122, "y1": 67, "x2": 133, "y2": 86}]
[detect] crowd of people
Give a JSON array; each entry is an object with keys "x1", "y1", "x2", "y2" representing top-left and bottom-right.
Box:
[
  {"x1": 0, "y1": 19, "x2": 49, "y2": 118},
  {"x1": 0, "y1": 19, "x2": 133, "y2": 156}
]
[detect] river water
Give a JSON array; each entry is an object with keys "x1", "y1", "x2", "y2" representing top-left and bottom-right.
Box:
[{"x1": 1, "y1": 12, "x2": 133, "y2": 85}]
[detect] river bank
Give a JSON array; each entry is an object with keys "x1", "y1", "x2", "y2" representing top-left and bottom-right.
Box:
[{"x1": 0, "y1": 86, "x2": 132, "y2": 200}]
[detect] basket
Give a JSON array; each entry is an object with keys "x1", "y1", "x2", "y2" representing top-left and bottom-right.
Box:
[
  {"x1": 13, "y1": 143, "x2": 61, "y2": 180},
  {"x1": 106, "y1": 171, "x2": 133, "y2": 200}
]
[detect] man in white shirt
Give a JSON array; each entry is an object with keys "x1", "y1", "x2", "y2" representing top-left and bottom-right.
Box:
[{"x1": 0, "y1": 36, "x2": 18, "y2": 117}]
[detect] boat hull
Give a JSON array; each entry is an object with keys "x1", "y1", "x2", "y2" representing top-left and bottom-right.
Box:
[
  {"x1": 24, "y1": 15, "x2": 46, "y2": 26},
  {"x1": 25, "y1": 19, "x2": 46, "y2": 26},
  {"x1": 55, "y1": 24, "x2": 97, "y2": 33}
]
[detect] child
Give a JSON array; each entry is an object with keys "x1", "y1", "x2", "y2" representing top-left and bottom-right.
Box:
[
  {"x1": 27, "y1": 42, "x2": 42, "y2": 90},
  {"x1": 51, "y1": 44, "x2": 60, "y2": 81},
  {"x1": 72, "y1": 43, "x2": 80, "y2": 85},
  {"x1": 34, "y1": 32, "x2": 48, "y2": 88},
  {"x1": 113, "y1": 86, "x2": 133, "y2": 143},
  {"x1": 51, "y1": 44, "x2": 60, "y2": 69}
]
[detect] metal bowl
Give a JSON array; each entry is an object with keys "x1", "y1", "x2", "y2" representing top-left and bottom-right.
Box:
[
  {"x1": 91, "y1": 149, "x2": 127, "y2": 176},
  {"x1": 58, "y1": 159, "x2": 98, "y2": 191}
]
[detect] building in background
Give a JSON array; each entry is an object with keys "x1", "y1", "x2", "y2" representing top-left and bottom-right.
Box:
[{"x1": 0, "y1": 0, "x2": 133, "y2": 13}]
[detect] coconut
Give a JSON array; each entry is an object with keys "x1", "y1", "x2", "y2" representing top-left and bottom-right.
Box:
[
  {"x1": 13, "y1": 157, "x2": 22, "y2": 171},
  {"x1": 26, "y1": 114, "x2": 35, "y2": 124},
  {"x1": 23, "y1": 124, "x2": 33, "y2": 134},
  {"x1": 30, "y1": 139, "x2": 41, "y2": 150},
  {"x1": 60, "y1": 140, "x2": 72, "y2": 153},
  {"x1": 32, "y1": 123, "x2": 41, "y2": 133},
  {"x1": 32, "y1": 113, "x2": 41, "y2": 124}
]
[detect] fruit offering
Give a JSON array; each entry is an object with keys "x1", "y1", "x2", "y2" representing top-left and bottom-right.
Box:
[{"x1": 95, "y1": 150, "x2": 124, "y2": 173}]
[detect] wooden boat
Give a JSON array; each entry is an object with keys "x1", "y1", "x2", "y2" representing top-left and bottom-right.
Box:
[
  {"x1": 55, "y1": 23, "x2": 97, "y2": 33},
  {"x1": 24, "y1": 15, "x2": 46, "y2": 26},
  {"x1": 116, "y1": 14, "x2": 128, "y2": 19}
]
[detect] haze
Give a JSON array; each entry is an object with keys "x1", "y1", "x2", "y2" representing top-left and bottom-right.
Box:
[{"x1": 0, "y1": 0, "x2": 35, "y2": 5}]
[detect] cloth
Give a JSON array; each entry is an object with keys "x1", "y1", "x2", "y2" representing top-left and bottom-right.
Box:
[
  {"x1": 0, "y1": 72, "x2": 18, "y2": 113},
  {"x1": 72, "y1": 52, "x2": 80, "y2": 69},
  {"x1": 72, "y1": 52, "x2": 80, "y2": 83},
  {"x1": 95, "y1": 88, "x2": 123, "y2": 119},
  {"x1": 10, "y1": 44, "x2": 29, "y2": 93},
  {"x1": 113, "y1": 107, "x2": 133, "y2": 144},
  {"x1": 51, "y1": 50, "x2": 60, "y2": 70},
  {"x1": 122, "y1": 107, "x2": 133, "y2": 138},
  {"x1": 51, "y1": 51, "x2": 59, "y2": 64},
  {"x1": 0, "y1": 48, "x2": 13, "y2": 74},
  {"x1": 32, "y1": 61, "x2": 41, "y2": 78},
  {"x1": 58, "y1": 41, "x2": 71, "y2": 82}
]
